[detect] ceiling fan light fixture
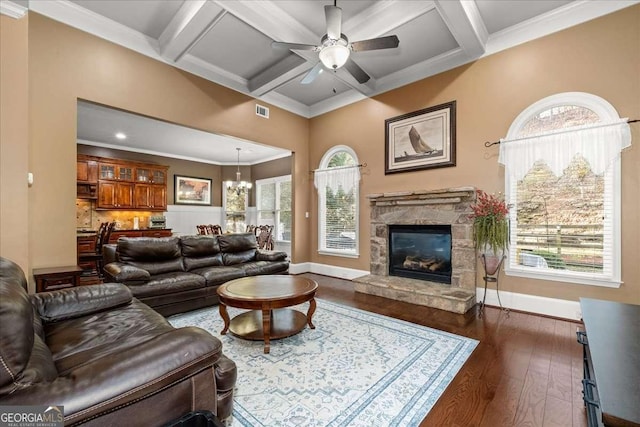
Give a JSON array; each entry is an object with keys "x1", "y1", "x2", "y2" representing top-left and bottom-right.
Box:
[{"x1": 319, "y1": 43, "x2": 350, "y2": 70}]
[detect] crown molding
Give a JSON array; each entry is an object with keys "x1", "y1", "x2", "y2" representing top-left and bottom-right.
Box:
[
  {"x1": 0, "y1": 0, "x2": 28, "y2": 19},
  {"x1": 485, "y1": 0, "x2": 640, "y2": 56}
]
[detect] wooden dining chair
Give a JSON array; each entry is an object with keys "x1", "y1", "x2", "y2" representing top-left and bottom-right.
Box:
[
  {"x1": 78, "y1": 221, "x2": 115, "y2": 278},
  {"x1": 256, "y1": 225, "x2": 274, "y2": 250}
]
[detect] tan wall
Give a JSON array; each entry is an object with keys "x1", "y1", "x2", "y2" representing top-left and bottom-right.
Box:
[
  {"x1": 309, "y1": 6, "x2": 640, "y2": 304},
  {"x1": 26, "y1": 13, "x2": 310, "y2": 272},
  {"x1": 0, "y1": 15, "x2": 30, "y2": 273}
]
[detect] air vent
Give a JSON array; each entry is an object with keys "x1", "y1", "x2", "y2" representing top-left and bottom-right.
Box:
[{"x1": 256, "y1": 104, "x2": 269, "y2": 119}]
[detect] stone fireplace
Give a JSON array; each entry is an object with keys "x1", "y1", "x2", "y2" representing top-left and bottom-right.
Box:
[{"x1": 353, "y1": 187, "x2": 477, "y2": 314}]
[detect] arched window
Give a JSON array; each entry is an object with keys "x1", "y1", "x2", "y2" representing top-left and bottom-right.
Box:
[
  {"x1": 500, "y1": 93, "x2": 631, "y2": 287},
  {"x1": 315, "y1": 146, "x2": 360, "y2": 257}
]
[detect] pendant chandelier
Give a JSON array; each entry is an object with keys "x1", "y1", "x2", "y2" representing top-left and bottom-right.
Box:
[{"x1": 225, "y1": 147, "x2": 252, "y2": 196}]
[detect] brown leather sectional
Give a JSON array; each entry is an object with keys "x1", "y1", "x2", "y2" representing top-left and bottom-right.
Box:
[
  {"x1": 103, "y1": 233, "x2": 290, "y2": 316},
  {"x1": 0, "y1": 257, "x2": 237, "y2": 426}
]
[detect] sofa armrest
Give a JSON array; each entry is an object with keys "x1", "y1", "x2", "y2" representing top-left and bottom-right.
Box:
[
  {"x1": 104, "y1": 262, "x2": 151, "y2": 284},
  {"x1": 256, "y1": 250, "x2": 288, "y2": 262},
  {"x1": 0, "y1": 327, "x2": 222, "y2": 425},
  {"x1": 30, "y1": 283, "x2": 132, "y2": 323}
]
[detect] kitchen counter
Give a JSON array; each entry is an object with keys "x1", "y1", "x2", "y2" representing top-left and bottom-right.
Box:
[{"x1": 77, "y1": 228, "x2": 172, "y2": 238}]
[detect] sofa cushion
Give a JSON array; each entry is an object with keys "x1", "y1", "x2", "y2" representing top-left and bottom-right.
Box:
[
  {"x1": 117, "y1": 236, "x2": 180, "y2": 264},
  {"x1": 181, "y1": 235, "x2": 224, "y2": 271},
  {"x1": 223, "y1": 250, "x2": 256, "y2": 266},
  {"x1": 126, "y1": 272, "x2": 206, "y2": 299},
  {"x1": 45, "y1": 299, "x2": 176, "y2": 373},
  {"x1": 217, "y1": 233, "x2": 257, "y2": 253},
  {"x1": 0, "y1": 258, "x2": 38, "y2": 394},
  {"x1": 181, "y1": 235, "x2": 221, "y2": 257},
  {"x1": 241, "y1": 261, "x2": 290, "y2": 276},
  {"x1": 256, "y1": 250, "x2": 288, "y2": 262},
  {"x1": 191, "y1": 266, "x2": 246, "y2": 286}
]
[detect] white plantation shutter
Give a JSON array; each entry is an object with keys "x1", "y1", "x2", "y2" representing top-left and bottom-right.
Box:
[
  {"x1": 502, "y1": 95, "x2": 630, "y2": 287},
  {"x1": 256, "y1": 175, "x2": 291, "y2": 242},
  {"x1": 316, "y1": 147, "x2": 361, "y2": 256}
]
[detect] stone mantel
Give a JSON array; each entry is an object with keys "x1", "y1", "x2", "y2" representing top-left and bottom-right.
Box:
[
  {"x1": 355, "y1": 186, "x2": 477, "y2": 314},
  {"x1": 367, "y1": 187, "x2": 475, "y2": 206}
]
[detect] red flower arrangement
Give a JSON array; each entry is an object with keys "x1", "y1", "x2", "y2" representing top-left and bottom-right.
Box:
[{"x1": 470, "y1": 190, "x2": 509, "y2": 253}]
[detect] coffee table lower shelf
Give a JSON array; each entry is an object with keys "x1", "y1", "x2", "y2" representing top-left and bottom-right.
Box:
[{"x1": 228, "y1": 309, "x2": 308, "y2": 341}]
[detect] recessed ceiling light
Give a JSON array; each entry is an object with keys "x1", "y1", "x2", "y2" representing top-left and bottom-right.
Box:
[{"x1": 115, "y1": 132, "x2": 127, "y2": 140}]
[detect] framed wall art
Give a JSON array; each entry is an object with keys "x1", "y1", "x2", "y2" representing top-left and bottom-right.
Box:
[
  {"x1": 385, "y1": 100, "x2": 456, "y2": 174},
  {"x1": 174, "y1": 175, "x2": 212, "y2": 205}
]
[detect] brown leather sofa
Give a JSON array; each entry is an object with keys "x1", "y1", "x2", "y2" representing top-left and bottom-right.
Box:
[
  {"x1": 103, "y1": 233, "x2": 289, "y2": 316},
  {"x1": 0, "y1": 257, "x2": 237, "y2": 426}
]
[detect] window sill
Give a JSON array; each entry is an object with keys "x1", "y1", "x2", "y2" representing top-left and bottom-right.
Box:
[
  {"x1": 318, "y1": 250, "x2": 359, "y2": 259},
  {"x1": 505, "y1": 266, "x2": 622, "y2": 288}
]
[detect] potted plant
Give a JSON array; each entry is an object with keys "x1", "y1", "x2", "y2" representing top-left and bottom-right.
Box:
[{"x1": 470, "y1": 189, "x2": 509, "y2": 275}]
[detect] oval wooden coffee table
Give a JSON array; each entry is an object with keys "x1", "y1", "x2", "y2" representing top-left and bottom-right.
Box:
[{"x1": 216, "y1": 275, "x2": 318, "y2": 354}]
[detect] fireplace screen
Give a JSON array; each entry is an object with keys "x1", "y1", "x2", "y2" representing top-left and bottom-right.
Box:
[{"x1": 388, "y1": 224, "x2": 452, "y2": 284}]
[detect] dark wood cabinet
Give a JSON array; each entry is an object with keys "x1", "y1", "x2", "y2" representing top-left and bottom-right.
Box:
[
  {"x1": 77, "y1": 156, "x2": 99, "y2": 199},
  {"x1": 98, "y1": 181, "x2": 134, "y2": 209},
  {"x1": 80, "y1": 155, "x2": 168, "y2": 211},
  {"x1": 34, "y1": 265, "x2": 83, "y2": 293},
  {"x1": 134, "y1": 184, "x2": 166, "y2": 210},
  {"x1": 77, "y1": 158, "x2": 98, "y2": 182}
]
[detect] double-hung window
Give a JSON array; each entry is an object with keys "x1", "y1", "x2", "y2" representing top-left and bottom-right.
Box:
[
  {"x1": 315, "y1": 146, "x2": 360, "y2": 257},
  {"x1": 255, "y1": 175, "x2": 291, "y2": 242},
  {"x1": 500, "y1": 93, "x2": 631, "y2": 287}
]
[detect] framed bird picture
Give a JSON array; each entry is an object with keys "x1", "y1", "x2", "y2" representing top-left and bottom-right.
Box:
[{"x1": 385, "y1": 101, "x2": 456, "y2": 174}]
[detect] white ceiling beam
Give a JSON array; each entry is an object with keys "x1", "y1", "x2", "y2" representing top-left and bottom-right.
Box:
[
  {"x1": 434, "y1": 0, "x2": 487, "y2": 59},
  {"x1": 158, "y1": 1, "x2": 226, "y2": 62},
  {"x1": 249, "y1": 56, "x2": 309, "y2": 95},
  {"x1": 344, "y1": 0, "x2": 436, "y2": 42}
]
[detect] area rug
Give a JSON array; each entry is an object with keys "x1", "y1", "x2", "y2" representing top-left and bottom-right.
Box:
[{"x1": 168, "y1": 299, "x2": 478, "y2": 426}]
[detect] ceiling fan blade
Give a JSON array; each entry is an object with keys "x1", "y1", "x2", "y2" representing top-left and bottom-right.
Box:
[
  {"x1": 350, "y1": 35, "x2": 400, "y2": 52},
  {"x1": 301, "y1": 62, "x2": 324, "y2": 84},
  {"x1": 272, "y1": 41, "x2": 318, "y2": 51},
  {"x1": 325, "y1": 5, "x2": 342, "y2": 40},
  {"x1": 344, "y1": 58, "x2": 370, "y2": 84}
]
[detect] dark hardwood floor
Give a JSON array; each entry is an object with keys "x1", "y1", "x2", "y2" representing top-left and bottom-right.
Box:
[{"x1": 304, "y1": 273, "x2": 587, "y2": 427}]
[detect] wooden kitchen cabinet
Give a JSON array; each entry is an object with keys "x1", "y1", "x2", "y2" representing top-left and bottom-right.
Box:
[
  {"x1": 77, "y1": 157, "x2": 98, "y2": 182},
  {"x1": 98, "y1": 181, "x2": 134, "y2": 209},
  {"x1": 134, "y1": 184, "x2": 167, "y2": 210},
  {"x1": 99, "y1": 162, "x2": 134, "y2": 181},
  {"x1": 136, "y1": 167, "x2": 166, "y2": 185},
  {"x1": 81, "y1": 155, "x2": 168, "y2": 211},
  {"x1": 77, "y1": 155, "x2": 99, "y2": 199}
]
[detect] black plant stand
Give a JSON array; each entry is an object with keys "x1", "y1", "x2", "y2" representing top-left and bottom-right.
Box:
[{"x1": 479, "y1": 253, "x2": 509, "y2": 314}]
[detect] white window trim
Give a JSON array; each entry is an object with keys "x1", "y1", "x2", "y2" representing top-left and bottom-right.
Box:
[
  {"x1": 255, "y1": 174, "x2": 292, "y2": 243},
  {"x1": 317, "y1": 145, "x2": 360, "y2": 257},
  {"x1": 504, "y1": 92, "x2": 623, "y2": 288}
]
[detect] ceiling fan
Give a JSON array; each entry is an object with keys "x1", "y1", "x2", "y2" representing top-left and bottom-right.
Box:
[{"x1": 271, "y1": 1, "x2": 399, "y2": 85}]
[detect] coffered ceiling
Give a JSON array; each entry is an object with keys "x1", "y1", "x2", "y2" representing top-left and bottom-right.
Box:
[{"x1": 26, "y1": 0, "x2": 637, "y2": 118}]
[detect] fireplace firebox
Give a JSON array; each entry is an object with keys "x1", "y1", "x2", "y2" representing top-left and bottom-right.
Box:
[{"x1": 388, "y1": 224, "x2": 452, "y2": 284}]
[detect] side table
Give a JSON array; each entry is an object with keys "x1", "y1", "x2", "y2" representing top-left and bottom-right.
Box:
[{"x1": 33, "y1": 265, "x2": 83, "y2": 293}]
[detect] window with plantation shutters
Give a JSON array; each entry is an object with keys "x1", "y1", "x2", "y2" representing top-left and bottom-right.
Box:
[
  {"x1": 500, "y1": 93, "x2": 631, "y2": 287},
  {"x1": 255, "y1": 175, "x2": 292, "y2": 242},
  {"x1": 315, "y1": 146, "x2": 360, "y2": 257}
]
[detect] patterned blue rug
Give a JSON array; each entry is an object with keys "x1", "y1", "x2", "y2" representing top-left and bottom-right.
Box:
[{"x1": 168, "y1": 299, "x2": 477, "y2": 426}]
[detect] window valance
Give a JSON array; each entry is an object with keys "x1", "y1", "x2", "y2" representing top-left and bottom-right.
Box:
[
  {"x1": 499, "y1": 119, "x2": 631, "y2": 180},
  {"x1": 313, "y1": 166, "x2": 360, "y2": 192}
]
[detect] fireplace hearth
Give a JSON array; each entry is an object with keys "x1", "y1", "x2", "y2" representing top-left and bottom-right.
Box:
[
  {"x1": 354, "y1": 187, "x2": 477, "y2": 314},
  {"x1": 389, "y1": 224, "x2": 452, "y2": 284}
]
